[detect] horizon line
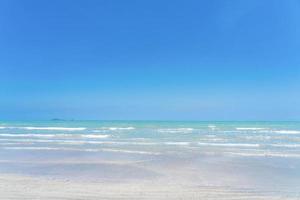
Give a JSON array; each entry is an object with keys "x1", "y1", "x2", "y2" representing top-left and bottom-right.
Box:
[{"x1": 1, "y1": 119, "x2": 300, "y2": 122}]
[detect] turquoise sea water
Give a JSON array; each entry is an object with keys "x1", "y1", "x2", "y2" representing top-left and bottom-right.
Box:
[
  {"x1": 1, "y1": 121, "x2": 300, "y2": 157},
  {"x1": 1, "y1": 121, "x2": 300, "y2": 198}
]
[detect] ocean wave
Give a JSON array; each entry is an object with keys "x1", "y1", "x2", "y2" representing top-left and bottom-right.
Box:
[
  {"x1": 0, "y1": 138, "x2": 82, "y2": 144},
  {"x1": 98, "y1": 127, "x2": 135, "y2": 131},
  {"x1": 270, "y1": 144, "x2": 300, "y2": 148},
  {"x1": 0, "y1": 139, "x2": 110, "y2": 146},
  {"x1": 204, "y1": 138, "x2": 227, "y2": 142},
  {"x1": 227, "y1": 152, "x2": 300, "y2": 158},
  {"x1": 0, "y1": 133, "x2": 110, "y2": 139},
  {"x1": 0, "y1": 134, "x2": 59, "y2": 138},
  {"x1": 244, "y1": 135, "x2": 272, "y2": 140},
  {"x1": 0, "y1": 138, "x2": 192, "y2": 146},
  {"x1": 2, "y1": 147, "x2": 61, "y2": 150},
  {"x1": 23, "y1": 127, "x2": 86, "y2": 131},
  {"x1": 0, "y1": 142, "x2": 34, "y2": 145},
  {"x1": 206, "y1": 135, "x2": 217, "y2": 137},
  {"x1": 1, "y1": 146, "x2": 161, "y2": 155},
  {"x1": 163, "y1": 142, "x2": 190, "y2": 146},
  {"x1": 92, "y1": 130, "x2": 107, "y2": 133},
  {"x1": 0, "y1": 126, "x2": 87, "y2": 131},
  {"x1": 101, "y1": 148, "x2": 161, "y2": 155},
  {"x1": 157, "y1": 128, "x2": 194, "y2": 133},
  {"x1": 208, "y1": 125, "x2": 216, "y2": 129},
  {"x1": 236, "y1": 127, "x2": 268, "y2": 131},
  {"x1": 197, "y1": 142, "x2": 260, "y2": 148},
  {"x1": 80, "y1": 134, "x2": 110, "y2": 139},
  {"x1": 273, "y1": 130, "x2": 300, "y2": 134},
  {"x1": 57, "y1": 141, "x2": 159, "y2": 145},
  {"x1": 0, "y1": 138, "x2": 155, "y2": 145}
]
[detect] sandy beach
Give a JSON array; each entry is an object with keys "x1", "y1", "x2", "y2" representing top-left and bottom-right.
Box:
[
  {"x1": 1, "y1": 122, "x2": 300, "y2": 199},
  {"x1": 2, "y1": 173, "x2": 297, "y2": 200},
  {"x1": 1, "y1": 148, "x2": 300, "y2": 199}
]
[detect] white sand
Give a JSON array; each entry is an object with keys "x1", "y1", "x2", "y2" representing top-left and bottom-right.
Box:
[
  {"x1": 0, "y1": 173, "x2": 296, "y2": 200},
  {"x1": 1, "y1": 149, "x2": 299, "y2": 199}
]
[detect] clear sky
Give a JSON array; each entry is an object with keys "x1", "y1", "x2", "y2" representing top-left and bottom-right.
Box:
[{"x1": 0, "y1": 0, "x2": 300, "y2": 120}]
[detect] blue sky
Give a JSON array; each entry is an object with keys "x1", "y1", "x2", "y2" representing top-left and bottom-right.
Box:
[{"x1": 0, "y1": 0, "x2": 300, "y2": 120}]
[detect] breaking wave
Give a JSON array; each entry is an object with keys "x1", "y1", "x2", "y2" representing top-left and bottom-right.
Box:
[
  {"x1": 98, "y1": 127, "x2": 135, "y2": 131},
  {"x1": 236, "y1": 127, "x2": 268, "y2": 131},
  {"x1": 157, "y1": 128, "x2": 194, "y2": 133}
]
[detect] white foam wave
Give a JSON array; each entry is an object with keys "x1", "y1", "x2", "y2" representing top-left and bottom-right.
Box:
[
  {"x1": 208, "y1": 125, "x2": 216, "y2": 129},
  {"x1": 3, "y1": 147, "x2": 61, "y2": 150},
  {"x1": 273, "y1": 130, "x2": 300, "y2": 134},
  {"x1": 58, "y1": 141, "x2": 158, "y2": 145},
  {"x1": 99, "y1": 127, "x2": 135, "y2": 131},
  {"x1": 0, "y1": 138, "x2": 155, "y2": 145},
  {"x1": 23, "y1": 127, "x2": 86, "y2": 131},
  {"x1": 227, "y1": 152, "x2": 300, "y2": 158},
  {"x1": 92, "y1": 130, "x2": 107, "y2": 133},
  {"x1": 101, "y1": 148, "x2": 161, "y2": 155},
  {"x1": 197, "y1": 142, "x2": 260, "y2": 148},
  {"x1": 236, "y1": 127, "x2": 267, "y2": 131},
  {"x1": 0, "y1": 142, "x2": 34, "y2": 145},
  {"x1": 0, "y1": 138, "x2": 47, "y2": 142},
  {"x1": 80, "y1": 134, "x2": 110, "y2": 139},
  {"x1": 270, "y1": 144, "x2": 300, "y2": 148},
  {"x1": 1, "y1": 146, "x2": 161, "y2": 155},
  {"x1": 0, "y1": 133, "x2": 110, "y2": 139},
  {"x1": 163, "y1": 142, "x2": 190, "y2": 146},
  {"x1": 244, "y1": 135, "x2": 272, "y2": 140},
  {"x1": 0, "y1": 134, "x2": 58, "y2": 138},
  {"x1": 206, "y1": 135, "x2": 217, "y2": 137},
  {"x1": 0, "y1": 127, "x2": 87, "y2": 131},
  {"x1": 157, "y1": 128, "x2": 194, "y2": 133},
  {"x1": 0, "y1": 137, "x2": 193, "y2": 147}
]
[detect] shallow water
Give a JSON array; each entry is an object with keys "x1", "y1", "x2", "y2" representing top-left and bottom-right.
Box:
[{"x1": 0, "y1": 121, "x2": 300, "y2": 198}]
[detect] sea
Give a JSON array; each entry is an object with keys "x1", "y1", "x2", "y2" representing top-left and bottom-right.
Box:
[
  {"x1": 0, "y1": 120, "x2": 300, "y2": 198},
  {"x1": 1, "y1": 121, "x2": 300, "y2": 157}
]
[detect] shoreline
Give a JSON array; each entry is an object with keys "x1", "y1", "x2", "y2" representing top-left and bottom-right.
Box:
[{"x1": 1, "y1": 121, "x2": 300, "y2": 199}]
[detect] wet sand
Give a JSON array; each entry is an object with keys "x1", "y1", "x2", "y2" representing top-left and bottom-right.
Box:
[
  {"x1": 1, "y1": 149, "x2": 300, "y2": 199},
  {"x1": 1, "y1": 174, "x2": 297, "y2": 200}
]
